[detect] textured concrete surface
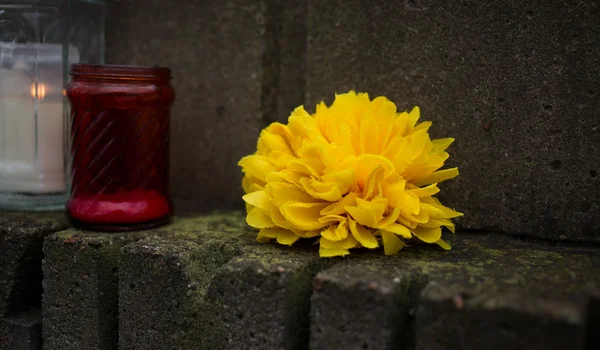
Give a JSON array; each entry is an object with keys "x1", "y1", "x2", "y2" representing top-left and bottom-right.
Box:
[
  {"x1": 42, "y1": 229, "x2": 146, "y2": 350},
  {"x1": 0, "y1": 212, "x2": 67, "y2": 317},
  {"x1": 310, "y1": 263, "x2": 419, "y2": 350},
  {"x1": 272, "y1": 1, "x2": 308, "y2": 123},
  {"x1": 32, "y1": 212, "x2": 600, "y2": 349},
  {"x1": 119, "y1": 232, "x2": 240, "y2": 349},
  {"x1": 106, "y1": 0, "x2": 281, "y2": 210},
  {"x1": 204, "y1": 252, "x2": 326, "y2": 350},
  {"x1": 0, "y1": 309, "x2": 41, "y2": 350},
  {"x1": 309, "y1": 232, "x2": 600, "y2": 350},
  {"x1": 119, "y1": 213, "x2": 327, "y2": 350},
  {"x1": 305, "y1": 0, "x2": 600, "y2": 242},
  {"x1": 417, "y1": 281, "x2": 586, "y2": 350}
]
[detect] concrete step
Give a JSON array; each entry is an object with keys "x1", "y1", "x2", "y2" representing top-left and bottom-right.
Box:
[
  {"x1": 36, "y1": 212, "x2": 600, "y2": 350},
  {"x1": 2, "y1": 211, "x2": 598, "y2": 349},
  {"x1": 0, "y1": 212, "x2": 66, "y2": 350},
  {"x1": 0, "y1": 309, "x2": 42, "y2": 350},
  {"x1": 0, "y1": 212, "x2": 67, "y2": 318}
]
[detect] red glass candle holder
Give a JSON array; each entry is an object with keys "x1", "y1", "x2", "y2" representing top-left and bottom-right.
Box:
[{"x1": 65, "y1": 64, "x2": 175, "y2": 231}]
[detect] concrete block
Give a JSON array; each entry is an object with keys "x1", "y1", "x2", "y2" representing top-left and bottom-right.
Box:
[
  {"x1": 416, "y1": 282, "x2": 587, "y2": 350},
  {"x1": 0, "y1": 212, "x2": 67, "y2": 317},
  {"x1": 119, "y1": 212, "x2": 326, "y2": 350},
  {"x1": 203, "y1": 253, "x2": 324, "y2": 350},
  {"x1": 309, "y1": 262, "x2": 421, "y2": 350},
  {"x1": 105, "y1": 0, "x2": 282, "y2": 209},
  {"x1": 308, "y1": 233, "x2": 600, "y2": 350},
  {"x1": 118, "y1": 213, "x2": 247, "y2": 349},
  {"x1": 0, "y1": 310, "x2": 41, "y2": 350},
  {"x1": 305, "y1": 0, "x2": 600, "y2": 241},
  {"x1": 42, "y1": 230, "x2": 145, "y2": 350},
  {"x1": 119, "y1": 238, "x2": 239, "y2": 350},
  {"x1": 410, "y1": 234, "x2": 600, "y2": 350}
]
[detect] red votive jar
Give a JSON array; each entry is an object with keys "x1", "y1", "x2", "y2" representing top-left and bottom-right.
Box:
[{"x1": 65, "y1": 64, "x2": 175, "y2": 231}]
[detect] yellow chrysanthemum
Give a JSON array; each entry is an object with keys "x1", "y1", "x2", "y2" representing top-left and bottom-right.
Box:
[{"x1": 238, "y1": 91, "x2": 462, "y2": 257}]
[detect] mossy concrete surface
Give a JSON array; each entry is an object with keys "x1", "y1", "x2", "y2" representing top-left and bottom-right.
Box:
[
  {"x1": 119, "y1": 212, "x2": 330, "y2": 350},
  {"x1": 0, "y1": 309, "x2": 41, "y2": 350},
  {"x1": 310, "y1": 232, "x2": 600, "y2": 350},
  {"x1": 34, "y1": 211, "x2": 600, "y2": 350},
  {"x1": 310, "y1": 264, "x2": 419, "y2": 350},
  {"x1": 42, "y1": 228, "x2": 147, "y2": 350},
  {"x1": 0, "y1": 212, "x2": 67, "y2": 318}
]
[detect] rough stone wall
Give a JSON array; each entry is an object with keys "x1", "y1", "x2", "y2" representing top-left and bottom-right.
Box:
[
  {"x1": 106, "y1": 0, "x2": 599, "y2": 242},
  {"x1": 304, "y1": 0, "x2": 600, "y2": 241},
  {"x1": 106, "y1": 0, "x2": 274, "y2": 211}
]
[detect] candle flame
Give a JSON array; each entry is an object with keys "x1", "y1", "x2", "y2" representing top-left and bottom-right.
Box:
[{"x1": 31, "y1": 83, "x2": 47, "y2": 101}]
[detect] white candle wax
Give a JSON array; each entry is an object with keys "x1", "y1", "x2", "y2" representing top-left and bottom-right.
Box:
[{"x1": 0, "y1": 43, "x2": 78, "y2": 194}]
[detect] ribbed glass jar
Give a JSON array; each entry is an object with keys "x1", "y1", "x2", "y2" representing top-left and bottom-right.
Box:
[{"x1": 65, "y1": 64, "x2": 175, "y2": 231}]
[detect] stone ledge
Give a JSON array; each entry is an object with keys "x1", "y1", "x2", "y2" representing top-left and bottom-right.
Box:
[
  {"x1": 42, "y1": 229, "x2": 147, "y2": 350},
  {"x1": 119, "y1": 212, "x2": 330, "y2": 349},
  {"x1": 0, "y1": 212, "x2": 67, "y2": 317},
  {"x1": 310, "y1": 233, "x2": 599, "y2": 350},
  {"x1": 0, "y1": 309, "x2": 42, "y2": 350},
  {"x1": 33, "y1": 211, "x2": 600, "y2": 350}
]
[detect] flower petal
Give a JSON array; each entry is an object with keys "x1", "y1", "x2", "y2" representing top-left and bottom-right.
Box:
[
  {"x1": 320, "y1": 221, "x2": 349, "y2": 241},
  {"x1": 384, "y1": 223, "x2": 412, "y2": 239},
  {"x1": 321, "y1": 169, "x2": 357, "y2": 195},
  {"x1": 265, "y1": 170, "x2": 303, "y2": 186},
  {"x1": 381, "y1": 230, "x2": 406, "y2": 255},
  {"x1": 432, "y1": 138, "x2": 454, "y2": 152},
  {"x1": 242, "y1": 190, "x2": 271, "y2": 210},
  {"x1": 345, "y1": 197, "x2": 387, "y2": 227},
  {"x1": 360, "y1": 112, "x2": 379, "y2": 154},
  {"x1": 436, "y1": 238, "x2": 451, "y2": 250},
  {"x1": 320, "y1": 193, "x2": 358, "y2": 216},
  {"x1": 356, "y1": 154, "x2": 395, "y2": 189},
  {"x1": 408, "y1": 106, "x2": 420, "y2": 128},
  {"x1": 414, "y1": 168, "x2": 459, "y2": 186},
  {"x1": 320, "y1": 225, "x2": 339, "y2": 241},
  {"x1": 318, "y1": 214, "x2": 346, "y2": 224},
  {"x1": 299, "y1": 178, "x2": 343, "y2": 202},
  {"x1": 257, "y1": 227, "x2": 281, "y2": 242},
  {"x1": 412, "y1": 226, "x2": 442, "y2": 243},
  {"x1": 270, "y1": 207, "x2": 289, "y2": 228},
  {"x1": 295, "y1": 230, "x2": 320, "y2": 238},
  {"x1": 277, "y1": 230, "x2": 301, "y2": 246},
  {"x1": 320, "y1": 235, "x2": 358, "y2": 250},
  {"x1": 349, "y1": 220, "x2": 379, "y2": 249},
  {"x1": 258, "y1": 127, "x2": 293, "y2": 155},
  {"x1": 377, "y1": 206, "x2": 401, "y2": 228},
  {"x1": 409, "y1": 184, "x2": 440, "y2": 198},
  {"x1": 362, "y1": 165, "x2": 385, "y2": 200},
  {"x1": 335, "y1": 220, "x2": 350, "y2": 240},
  {"x1": 279, "y1": 202, "x2": 330, "y2": 230},
  {"x1": 288, "y1": 158, "x2": 324, "y2": 177},
  {"x1": 265, "y1": 183, "x2": 317, "y2": 206},
  {"x1": 319, "y1": 247, "x2": 350, "y2": 258},
  {"x1": 438, "y1": 206, "x2": 463, "y2": 219},
  {"x1": 246, "y1": 207, "x2": 275, "y2": 228},
  {"x1": 238, "y1": 155, "x2": 275, "y2": 183},
  {"x1": 420, "y1": 218, "x2": 456, "y2": 233}
]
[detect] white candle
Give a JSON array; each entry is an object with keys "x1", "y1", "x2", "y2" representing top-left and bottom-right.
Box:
[{"x1": 0, "y1": 43, "x2": 79, "y2": 194}]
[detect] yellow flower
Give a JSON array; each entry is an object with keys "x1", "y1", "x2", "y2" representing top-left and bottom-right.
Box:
[{"x1": 238, "y1": 91, "x2": 462, "y2": 257}]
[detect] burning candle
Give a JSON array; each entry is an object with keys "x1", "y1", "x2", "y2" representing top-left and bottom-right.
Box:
[{"x1": 0, "y1": 43, "x2": 79, "y2": 203}]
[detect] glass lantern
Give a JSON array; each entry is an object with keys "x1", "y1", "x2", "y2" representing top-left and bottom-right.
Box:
[{"x1": 0, "y1": 0, "x2": 106, "y2": 211}]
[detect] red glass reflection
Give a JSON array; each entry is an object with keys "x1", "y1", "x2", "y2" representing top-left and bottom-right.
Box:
[{"x1": 66, "y1": 64, "x2": 175, "y2": 231}]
